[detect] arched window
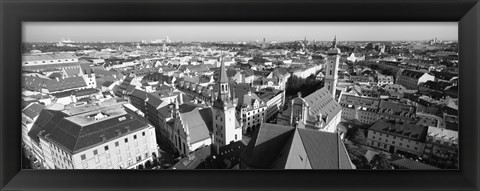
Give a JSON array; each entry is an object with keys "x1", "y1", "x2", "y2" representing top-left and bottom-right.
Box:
[{"x1": 330, "y1": 70, "x2": 332, "y2": 75}]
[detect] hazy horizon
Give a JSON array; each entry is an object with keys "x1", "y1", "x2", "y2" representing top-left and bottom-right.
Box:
[{"x1": 23, "y1": 22, "x2": 458, "y2": 43}]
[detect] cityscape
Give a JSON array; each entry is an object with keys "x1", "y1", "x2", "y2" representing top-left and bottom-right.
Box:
[{"x1": 21, "y1": 23, "x2": 459, "y2": 170}]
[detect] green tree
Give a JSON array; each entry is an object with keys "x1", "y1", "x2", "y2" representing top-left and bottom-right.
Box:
[{"x1": 369, "y1": 153, "x2": 392, "y2": 170}]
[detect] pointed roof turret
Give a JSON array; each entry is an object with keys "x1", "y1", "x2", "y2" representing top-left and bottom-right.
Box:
[
  {"x1": 327, "y1": 36, "x2": 341, "y2": 55},
  {"x1": 218, "y1": 54, "x2": 229, "y2": 84},
  {"x1": 175, "y1": 96, "x2": 180, "y2": 110},
  {"x1": 332, "y1": 35, "x2": 337, "y2": 48}
]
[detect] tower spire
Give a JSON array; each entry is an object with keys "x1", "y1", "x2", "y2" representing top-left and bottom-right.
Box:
[
  {"x1": 175, "y1": 96, "x2": 180, "y2": 110},
  {"x1": 332, "y1": 35, "x2": 337, "y2": 48},
  {"x1": 217, "y1": 52, "x2": 229, "y2": 101}
]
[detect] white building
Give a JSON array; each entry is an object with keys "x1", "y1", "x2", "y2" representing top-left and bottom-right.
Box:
[
  {"x1": 237, "y1": 90, "x2": 267, "y2": 134},
  {"x1": 211, "y1": 60, "x2": 243, "y2": 146},
  {"x1": 22, "y1": 52, "x2": 78, "y2": 66},
  {"x1": 324, "y1": 36, "x2": 341, "y2": 99},
  {"x1": 367, "y1": 120, "x2": 427, "y2": 156},
  {"x1": 376, "y1": 73, "x2": 394, "y2": 87},
  {"x1": 28, "y1": 101, "x2": 158, "y2": 169}
]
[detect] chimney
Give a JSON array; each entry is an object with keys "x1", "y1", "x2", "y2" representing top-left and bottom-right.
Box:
[
  {"x1": 125, "y1": 126, "x2": 130, "y2": 132},
  {"x1": 100, "y1": 135, "x2": 107, "y2": 142},
  {"x1": 297, "y1": 92, "x2": 302, "y2": 98},
  {"x1": 116, "y1": 129, "x2": 122, "y2": 136}
]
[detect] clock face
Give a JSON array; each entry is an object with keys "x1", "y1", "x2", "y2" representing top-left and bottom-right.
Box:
[{"x1": 216, "y1": 111, "x2": 222, "y2": 117}]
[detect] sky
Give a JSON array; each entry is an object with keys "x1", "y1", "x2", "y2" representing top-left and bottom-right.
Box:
[{"x1": 23, "y1": 22, "x2": 458, "y2": 42}]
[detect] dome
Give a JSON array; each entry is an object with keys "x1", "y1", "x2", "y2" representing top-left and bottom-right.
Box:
[{"x1": 327, "y1": 47, "x2": 341, "y2": 55}]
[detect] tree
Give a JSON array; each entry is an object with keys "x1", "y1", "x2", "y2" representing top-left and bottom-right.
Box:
[
  {"x1": 352, "y1": 129, "x2": 367, "y2": 145},
  {"x1": 369, "y1": 153, "x2": 392, "y2": 169}
]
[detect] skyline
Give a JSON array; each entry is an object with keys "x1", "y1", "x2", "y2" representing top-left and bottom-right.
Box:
[{"x1": 23, "y1": 22, "x2": 458, "y2": 43}]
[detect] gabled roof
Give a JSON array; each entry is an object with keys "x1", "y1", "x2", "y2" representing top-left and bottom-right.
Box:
[
  {"x1": 297, "y1": 128, "x2": 352, "y2": 169},
  {"x1": 102, "y1": 81, "x2": 114, "y2": 87},
  {"x1": 28, "y1": 103, "x2": 150, "y2": 153},
  {"x1": 63, "y1": 67, "x2": 82, "y2": 77},
  {"x1": 74, "y1": 88, "x2": 99, "y2": 97},
  {"x1": 180, "y1": 108, "x2": 212, "y2": 143},
  {"x1": 391, "y1": 158, "x2": 439, "y2": 169},
  {"x1": 23, "y1": 76, "x2": 87, "y2": 92},
  {"x1": 22, "y1": 103, "x2": 45, "y2": 119},
  {"x1": 302, "y1": 87, "x2": 342, "y2": 125},
  {"x1": 240, "y1": 123, "x2": 354, "y2": 169},
  {"x1": 431, "y1": 71, "x2": 457, "y2": 81},
  {"x1": 369, "y1": 120, "x2": 428, "y2": 141},
  {"x1": 130, "y1": 89, "x2": 148, "y2": 100},
  {"x1": 23, "y1": 52, "x2": 77, "y2": 62},
  {"x1": 125, "y1": 85, "x2": 137, "y2": 94},
  {"x1": 185, "y1": 65, "x2": 211, "y2": 73},
  {"x1": 240, "y1": 123, "x2": 296, "y2": 168},
  {"x1": 401, "y1": 69, "x2": 426, "y2": 79}
]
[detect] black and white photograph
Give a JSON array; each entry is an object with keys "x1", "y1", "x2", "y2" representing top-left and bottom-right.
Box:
[{"x1": 21, "y1": 22, "x2": 459, "y2": 170}]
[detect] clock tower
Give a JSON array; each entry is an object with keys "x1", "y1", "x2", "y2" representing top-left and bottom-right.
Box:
[
  {"x1": 325, "y1": 36, "x2": 340, "y2": 99},
  {"x1": 212, "y1": 57, "x2": 242, "y2": 146}
]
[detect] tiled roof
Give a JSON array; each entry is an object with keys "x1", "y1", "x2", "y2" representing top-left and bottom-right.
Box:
[
  {"x1": 51, "y1": 89, "x2": 76, "y2": 98},
  {"x1": 401, "y1": 70, "x2": 426, "y2": 79},
  {"x1": 391, "y1": 158, "x2": 439, "y2": 169},
  {"x1": 186, "y1": 65, "x2": 211, "y2": 73},
  {"x1": 339, "y1": 94, "x2": 380, "y2": 111},
  {"x1": 369, "y1": 120, "x2": 428, "y2": 141},
  {"x1": 29, "y1": 103, "x2": 150, "y2": 153},
  {"x1": 74, "y1": 88, "x2": 99, "y2": 97},
  {"x1": 240, "y1": 123, "x2": 295, "y2": 168},
  {"x1": 22, "y1": 103, "x2": 45, "y2": 119},
  {"x1": 63, "y1": 67, "x2": 81, "y2": 77},
  {"x1": 237, "y1": 92, "x2": 263, "y2": 109},
  {"x1": 297, "y1": 128, "x2": 352, "y2": 169},
  {"x1": 23, "y1": 52, "x2": 77, "y2": 62},
  {"x1": 240, "y1": 123, "x2": 353, "y2": 169},
  {"x1": 180, "y1": 108, "x2": 212, "y2": 143},
  {"x1": 23, "y1": 76, "x2": 87, "y2": 92},
  {"x1": 79, "y1": 64, "x2": 94, "y2": 75},
  {"x1": 184, "y1": 76, "x2": 200, "y2": 84},
  {"x1": 378, "y1": 100, "x2": 416, "y2": 117},
  {"x1": 125, "y1": 85, "x2": 137, "y2": 94},
  {"x1": 146, "y1": 94, "x2": 164, "y2": 109},
  {"x1": 102, "y1": 81, "x2": 114, "y2": 87},
  {"x1": 420, "y1": 81, "x2": 452, "y2": 91},
  {"x1": 431, "y1": 71, "x2": 457, "y2": 81},
  {"x1": 48, "y1": 73, "x2": 63, "y2": 79},
  {"x1": 303, "y1": 87, "x2": 342, "y2": 125},
  {"x1": 427, "y1": 126, "x2": 458, "y2": 144}
]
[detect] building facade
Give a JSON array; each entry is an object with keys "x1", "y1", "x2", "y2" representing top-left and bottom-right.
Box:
[
  {"x1": 324, "y1": 36, "x2": 340, "y2": 99},
  {"x1": 396, "y1": 69, "x2": 435, "y2": 90},
  {"x1": 237, "y1": 90, "x2": 267, "y2": 134},
  {"x1": 28, "y1": 101, "x2": 158, "y2": 169},
  {"x1": 339, "y1": 94, "x2": 380, "y2": 124},
  {"x1": 212, "y1": 59, "x2": 243, "y2": 146},
  {"x1": 366, "y1": 120, "x2": 427, "y2": 156}
]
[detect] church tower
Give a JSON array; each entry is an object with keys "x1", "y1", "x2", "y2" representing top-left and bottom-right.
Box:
[
  {"x1": 325, "y1": 36, "x2": 340, "y2": 99},
  {"x1": 212, "y1": 57, "x2": 241, "y2": 146}
]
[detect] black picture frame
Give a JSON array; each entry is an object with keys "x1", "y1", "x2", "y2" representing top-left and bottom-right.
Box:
[{"x1": 1, "y1": 0, "x2": 479, "y2": 190}]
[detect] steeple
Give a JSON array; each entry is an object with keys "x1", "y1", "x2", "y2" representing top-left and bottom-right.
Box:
[
  {"x1": 214, "y1": 53, "x2": 232, "y2": 108},
  {"x1": 218, "y1": 54, "x2": 229, "y2": 84},
  {"x1": 175, "y1": 96, "x2": 180, "y2": 111},
  {"x1": 332, "y1": 35, "x2": 337, "y2": 48}
]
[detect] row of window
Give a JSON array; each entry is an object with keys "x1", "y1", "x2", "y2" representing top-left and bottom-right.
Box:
[
  {"x1": 25, "y1": 59, "x2": 76, "y2": 64},
  {"x1": 371, "y1": 137, "x2": 419, "y2": 151},
  {"x1": 81, "y1": 131, "x2": 148, "y2": 161}
]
